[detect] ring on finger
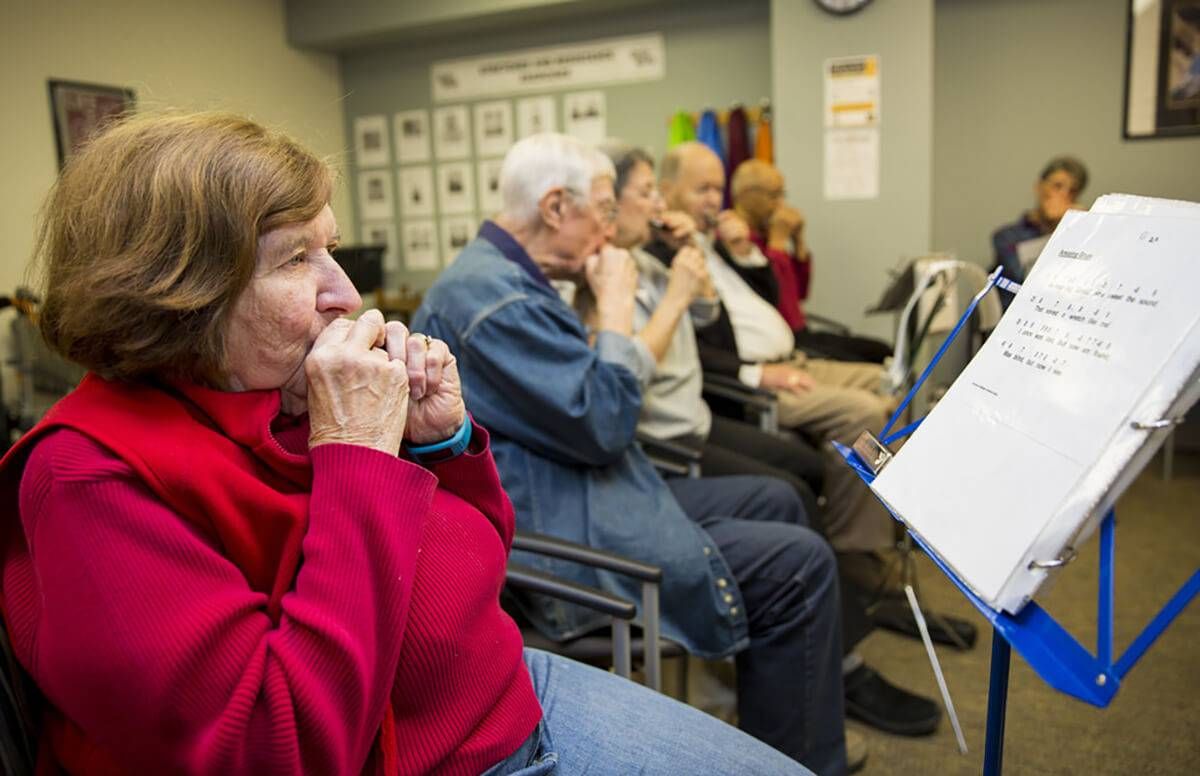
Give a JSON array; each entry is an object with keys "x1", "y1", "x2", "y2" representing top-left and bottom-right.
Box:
[{"x1": 421, "y1": 334, "x2": 432, "y2": 351}]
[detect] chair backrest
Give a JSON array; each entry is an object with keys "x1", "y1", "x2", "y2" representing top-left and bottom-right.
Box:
[{"x1": 0, "y1": 624, "x2": 38, "y2": 776}]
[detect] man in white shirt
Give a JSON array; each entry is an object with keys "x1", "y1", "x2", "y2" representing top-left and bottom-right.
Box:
[{"x1": 655, "y1": 142, "x2": 896, "y2": 567}]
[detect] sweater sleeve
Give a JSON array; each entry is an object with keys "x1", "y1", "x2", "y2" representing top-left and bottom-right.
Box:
[
  {"x1": 15, "y1": 429, "x2": 435, "y2": 775},
  {"x1": 425, "y1": 421, "x2": 517, "y2": 552}
]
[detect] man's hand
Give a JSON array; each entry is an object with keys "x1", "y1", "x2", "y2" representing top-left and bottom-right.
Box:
[
  {"x1": 767, "y1": 205, "x2": 805, "y2": 251},
  {"x1": 760, "y1": 363, "x2": 816, "y2": 395},
  {"x1": 584, "y1": 245, "x2": 638, "y2": 335},
  {"x1": 716, "y1": 210, "x2": 754, "y2": 259}
]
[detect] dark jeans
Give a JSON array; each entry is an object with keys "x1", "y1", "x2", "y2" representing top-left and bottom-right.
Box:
[
  {"x1": 685, "y1": 415, "x2": 873, "y2": 652},
  {"x1": 795, "y1": 327, "x2": 893, "y2": 364},
  {"x1": 698, "y1": 414, "x2": 825, "y2": 526},
  {"x1": 666, "y1": 475, "x2": 847, "y2": 776}
]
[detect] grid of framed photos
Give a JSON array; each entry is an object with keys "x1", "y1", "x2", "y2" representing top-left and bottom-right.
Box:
[{"x1": 352, "y1": 89, "x2": 607, "y2": 275}]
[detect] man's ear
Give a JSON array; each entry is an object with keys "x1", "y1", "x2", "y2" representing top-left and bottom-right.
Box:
[{"x1": 539, "y1": 187, "x2": 567, "y2": 230}]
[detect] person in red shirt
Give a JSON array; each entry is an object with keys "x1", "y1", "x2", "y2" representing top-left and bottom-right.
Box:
[
  {"x1": 0, "y1": 112, "x2": 808, "y2": 775},
  {"x1": 731, "y1": 160, "x2": 892, "y2": 364}
]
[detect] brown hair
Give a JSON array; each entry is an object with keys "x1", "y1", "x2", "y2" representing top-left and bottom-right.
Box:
[{"x1": 32, "y1": 110, "x2": 333, "y2": 385}]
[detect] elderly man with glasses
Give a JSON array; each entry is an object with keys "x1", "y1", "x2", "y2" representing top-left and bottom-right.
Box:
[{"x1": 413, "y1": 133, "x2": 854, "y2": 774}]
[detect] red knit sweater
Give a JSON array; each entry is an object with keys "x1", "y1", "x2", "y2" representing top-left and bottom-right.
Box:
[{"x1": 0, "y1": 376, "x2": 541, "y2": 775}]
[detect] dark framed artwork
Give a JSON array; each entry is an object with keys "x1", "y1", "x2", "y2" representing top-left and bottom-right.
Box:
[
  {"x1": 1125, "y1": 0, "x2": 1200, "y2": 138},
  {"x1": 47, "y1": 80, "x2": 136, "y2": 167}
]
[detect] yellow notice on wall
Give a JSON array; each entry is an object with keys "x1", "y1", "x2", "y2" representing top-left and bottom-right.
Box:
[{"x1": 824, "y1": 54, "x2": 881, "y2": 128}]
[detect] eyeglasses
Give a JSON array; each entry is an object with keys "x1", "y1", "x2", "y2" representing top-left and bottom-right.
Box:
[{"x1": 565, "y1": 188, "x2": 619, "y2": 224}]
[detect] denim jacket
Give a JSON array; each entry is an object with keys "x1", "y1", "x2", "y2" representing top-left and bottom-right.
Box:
[{"x1": 411, "y1": 223, "x2": 748, "y2": 659}]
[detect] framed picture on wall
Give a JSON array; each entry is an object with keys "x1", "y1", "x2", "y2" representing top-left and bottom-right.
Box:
[
  {"x1": 473, "y1": 100, "x2": 514, "y2": 157},
  {"x1": 516, "y1": 96, "x2": 558, "y2": 138},
  {"x1": 47, "y1": 80, "x2": 135, "y2": 168},
  {"x1": 398, "y1": 166, "x2": 436, "y2": 218},
  {"x1": 440, "y1": 215, "x2": 477, "y2": 266},
  {"x1": 394, "y1": 109, "x2": 431, "y2": 163},
  {"x1": 434, "y1": 105, "x2": 472, "y2": 160},
  {"x1": 1124, "y1": 0, "x2": 1200, "y2": 138},
  {"x1": 437, "y1": 161, "x2": 476, "y2": 215},
  {"x1": 354, "y1": 115, "x2": 391, "y2": 167}
]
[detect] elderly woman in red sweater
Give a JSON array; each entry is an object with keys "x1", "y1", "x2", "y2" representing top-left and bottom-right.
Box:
[{"x1": 0, "y1": 112, "x2": 808, "y2": 775}]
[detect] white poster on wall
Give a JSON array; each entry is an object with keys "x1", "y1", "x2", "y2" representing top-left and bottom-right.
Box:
[
  {"x1": 563, "y1": 91, "x2": 606, "y2": 144},
  {"x1": 473, "y1": 100, "x2": 514, "y2": 158},
  {"x1": 477, "y1": 158, "x2": 505, "y2": 217},
  {"x1": 394, "y1": 109, "x2": 431, "y2": 163},
  {"x1": 358, "y1": 170, "x2": 395, "y2": 221},
  {"x1": 516, "y1": 96, "x2": 558, "y2": 137},
  {"x1": 432, "y1": 33, "x2": 665, "y2": 102},
  {"x1": 360, "y1": 221, "x2": 400, "y2": 274},
  {"x1": 437, "y1": 162, "x2": 475, "y2": 215},
  {"x1": 823, "y1": 127, "x2": 879, "y2": 201},
  {"x1": 441, "y1": 215, "x2": 477, "y2": 265},
  {"x1": 354, "y1": 115, "x2": 390, "y2": 168},
  {"x1": 824, "y1": 54, "x2": 881, "y2": 128},
  {"x1": 433, "y1": 105, "x2": 471, "y2": 160},
  {"x1": 402, "y1": 220, "x2": 439, "y2": 270},
  {"x1": 398, "y1": 166, "x2": 435, "y2": 218}
]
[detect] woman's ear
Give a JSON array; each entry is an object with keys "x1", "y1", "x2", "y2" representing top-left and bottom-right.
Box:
[{"x1": 539, "y1": 187, "x2": 567, "y2": 231}]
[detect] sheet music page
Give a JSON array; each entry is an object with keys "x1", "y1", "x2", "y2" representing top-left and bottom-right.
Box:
[{"x1": 872, "y1": 204, "x2": 1200, "y2": 612}]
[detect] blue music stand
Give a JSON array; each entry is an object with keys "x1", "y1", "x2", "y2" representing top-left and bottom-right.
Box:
[{"x1": 835, "y1": 268, "x2": 1200, "y2": 775}]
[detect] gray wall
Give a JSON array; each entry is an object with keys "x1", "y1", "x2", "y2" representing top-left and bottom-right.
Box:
[
  {"x1": 933, "y1": 0, "x2": 1200, "y2": 269},
  {"x1": 339, "y1": 0, "x2": 770, "y2": 289},
  {"x1": 771, "y1": 0, "x2": 935, "y2": 340}
]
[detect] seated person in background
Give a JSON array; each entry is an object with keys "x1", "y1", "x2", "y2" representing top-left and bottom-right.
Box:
[
  {"x1": 413, "y1": 132, "x2": 850, "y2": 774},
  {"x1": 992, "y1": 155, "x2": 1089, "y2": 288},
  {"x1": 591, "y1": 142, "x2": 826, "y2": 517},
  {"x1": 731, "y1": 159, "x2": 892, "y2": 364},
  {"x1": 600, "y1": 140, "x2": 942, "y2": 741},
  {"x1": 0, "y1": 111, "x2": 811, "y2": 775},
  {"x1": 650, "y1": 143, "x2": 897, "y2": 578}
]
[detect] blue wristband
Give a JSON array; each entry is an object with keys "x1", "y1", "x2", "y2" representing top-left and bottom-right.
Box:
[{"x1": 405, "y1": 416, "x2": 472, "y2": 463}]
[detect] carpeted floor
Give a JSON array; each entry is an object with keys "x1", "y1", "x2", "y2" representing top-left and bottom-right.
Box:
[{"x1": 851, "y1": 451, "x2": 1200, "y2": 775}]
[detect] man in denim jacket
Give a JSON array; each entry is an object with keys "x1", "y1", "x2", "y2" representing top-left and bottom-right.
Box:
[{"x1": 413, "y1": 134, "x2": 849, "y2": 774}]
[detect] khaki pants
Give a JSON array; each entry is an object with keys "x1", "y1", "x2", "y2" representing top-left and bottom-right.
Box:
[{"x1": 775, "y1": 354, "x2": 895, "y2": 553}]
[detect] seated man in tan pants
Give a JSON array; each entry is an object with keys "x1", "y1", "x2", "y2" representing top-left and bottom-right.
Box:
[{"x1": 648, "y1": 142, "x2": 895, "y2": 586}]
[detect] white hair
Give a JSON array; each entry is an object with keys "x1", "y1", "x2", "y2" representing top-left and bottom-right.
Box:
[{"x1": 499, "y1": 133, "x2": 616, "y2": 225}]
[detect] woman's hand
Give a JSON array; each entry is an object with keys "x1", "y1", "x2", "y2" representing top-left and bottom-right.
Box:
[
  {"x1": 665, "y1": 245, "x2": 713, "y2": 304},
  {"x1": 306, "y1": 310, "x2": 409, "y2": 455},
  {"x1": 392, "y1": 326, "x2": 466, "y2": 445}
]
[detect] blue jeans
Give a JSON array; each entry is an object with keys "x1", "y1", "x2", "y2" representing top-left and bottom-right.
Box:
[
  {"x1": 483, "y1": 648, "x2": 813, "y2": 775},
  {"x1": 666, "y1": 476, "x2": 847, "y2": 776}
]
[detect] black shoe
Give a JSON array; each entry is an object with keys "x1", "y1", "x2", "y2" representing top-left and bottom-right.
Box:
[
  {"x1": 871, "y1": 598, "x2": 978, "y2": 650},
  {"x1": 844, "y1": 664, "x2": 941, "y2": 736}
]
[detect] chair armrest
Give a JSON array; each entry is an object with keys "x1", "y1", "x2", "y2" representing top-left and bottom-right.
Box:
[
  {"x1": 513, "y1": 531, "x2": 662, "y2": 583},
  {"x1": 506, "y1": 563, "x2": 636, "y2": 620},
  {"x1": 703, "y1": 372, "x2": 780, "y2": 434},
  {"x1": 635, "y1": 432, "x2": 702, "y2": 478},
  {"x1": 702, "y1": 373, "x2": 775, "y2": 407},
  {"x1": 805, "y1": 312, "x2": 851, "y2": 336},
  {"x1": 636, "y1": 432, "x2": 702, "y2": 463}
]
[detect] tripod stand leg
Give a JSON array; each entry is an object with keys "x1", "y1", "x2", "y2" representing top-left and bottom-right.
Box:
[
  {"x1": 909, "y1": 557, "x2": 973, "y2": 651},
  {"x1": 905, "y1": 585, "x2": 968, "y2": 754},
  {"x1": 983, "y1": 630, "x2": 1011, "y2": 776}
]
